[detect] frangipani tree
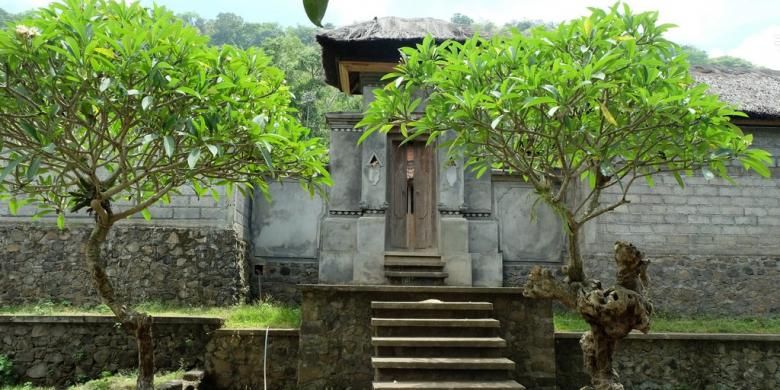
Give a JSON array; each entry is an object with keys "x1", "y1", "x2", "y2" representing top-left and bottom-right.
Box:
[
  {"x1": 0, "y1": 1, "x2": 329, "y2": 388},
  {"x1": 358, "y1": 4, "x2": 771, "y2": 389}
]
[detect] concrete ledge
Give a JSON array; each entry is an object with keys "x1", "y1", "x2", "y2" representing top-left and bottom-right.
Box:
[
  {"x1": 300, "y1": 284, "x2": 525, "y2": 294},
  {"x1": 213, "y1": 328, "x2": 299, "y2": 337},
  {"x1": 556, "y1": 331, "x2": 780, "y2": 342},
  {"x1": 0, "y1": 315, "x2": 224, "y2": 325}
]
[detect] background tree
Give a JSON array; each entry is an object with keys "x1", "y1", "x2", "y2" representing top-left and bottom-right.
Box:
[
  {"x1": 0, "y1": 1, "x2": 329, "y2": 389},
  {"x1": 358, "y1": 4, "x2": 771, "y2": 389},
  {"x1": 178, "y1": 11, "x2": 360, "y2": 137},
  {"x1": 450, "y1": 13, "x2": 474, "y2": 27}
]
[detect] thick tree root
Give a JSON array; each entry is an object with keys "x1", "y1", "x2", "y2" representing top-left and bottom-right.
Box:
[{"x1": 524, "y1": 241, "x2": 653, "y2": 390}]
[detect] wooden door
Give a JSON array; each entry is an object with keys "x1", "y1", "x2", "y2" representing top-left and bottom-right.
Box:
[{"x1": 388, "y1": 141, "x2": 436, "y2": 251}]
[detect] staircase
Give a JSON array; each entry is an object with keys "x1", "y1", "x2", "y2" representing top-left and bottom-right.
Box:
[
  {"x1": 384, "y1": 252, "x2": 448, "y2": 286},
  {"x1": 371, "y1": 299, "x2": 525, "y2": 390}
]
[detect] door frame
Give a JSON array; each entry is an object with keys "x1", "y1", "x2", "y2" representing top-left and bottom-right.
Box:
[{"x1": 385, "y1": 133, "x2": 438, "y2": 253}]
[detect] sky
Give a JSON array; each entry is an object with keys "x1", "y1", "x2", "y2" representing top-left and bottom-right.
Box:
[{"x1": 2, "y1": 0, "x2": 779, "y2": 70}]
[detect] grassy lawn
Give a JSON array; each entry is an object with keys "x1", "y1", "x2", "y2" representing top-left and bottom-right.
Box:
[
  {"x1": 0, "y1": 370, "x2": 182, "y2": 390},
  {"x1": 3, "y1": 300, "x2": 780, "y2": 333},
  {"x1": 554, "y1": 311, "x2": 780, "y2": 334},
  {"x1": 0, "y1": 301, "x2": 300, "y2": 329}
]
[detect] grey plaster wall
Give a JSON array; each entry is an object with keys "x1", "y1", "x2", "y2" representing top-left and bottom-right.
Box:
[
  {"x1": 492, "y1": 176, "x2": 565, "y2": 264},
  {"x1": 437, "y1": 132, "x2": 465, "y2": 211},
  {"x1": 327, "y1": 113, "x2": 364, "y2": 212},
  {"x1": 251, "y1": 180, "x2": 325, "y2": 303},
  {"x1": 251, "y1": 181, "x2": 325, "y2": 260}
]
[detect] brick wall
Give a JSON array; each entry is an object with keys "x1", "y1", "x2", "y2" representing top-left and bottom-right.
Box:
[
  {"x1": 581, "y1": 126, "x2": 780, "y2": 315},
  {"x1": 0, "y1": 185, "x2": 251, "y2": 236},
  {"x1": 585, "y1": 126, "x2": 780, "y2": 256}
]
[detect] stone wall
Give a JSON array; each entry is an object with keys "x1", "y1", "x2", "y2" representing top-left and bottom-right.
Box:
[
  {"x1": 556, "y1": 332, "x2": 780, "y2": 390},
  {"x1": 204, "y1": 328, "x2": 299, "y2": 390},
  {"x1": 0, "y1": 315, "x2": 222, "y2": 386},
  {"x1": 0, "y1": 224, "x2": 248, "y2": 306},
  {"x1": 297, "y1": 285, "x2": 557, "y2": 390},
  {"x1": 585, "y1": 254, "x2": 780, "y2": 315},
  {"x1": 258, "y1": 260, "x2": 318, "y2": 304}
]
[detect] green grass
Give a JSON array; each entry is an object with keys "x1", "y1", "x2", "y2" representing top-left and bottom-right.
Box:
[
  {"x1": 70, "y1": 370, "x2": 183, "y2": 390},
  {"x1": 554, "y1": 311, "x2": 780, "y2": 334},
  {"x1": 4, "y1": 300, "x2": 780, "y2": 333},
  {"x1": 0, "y1": 370, "x2": 183, "y2": 390},
  {"x1": 0, "y1": 301, "x2": 301, "y2": 329}
]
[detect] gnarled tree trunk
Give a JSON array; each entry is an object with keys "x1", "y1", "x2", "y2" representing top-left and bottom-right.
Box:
[
  {"x1": 525, "y1": 240, "x2": 653, "y2": 390},
  {"x1": 85, "y1": 208, "x2": 156, "y2": 390}
]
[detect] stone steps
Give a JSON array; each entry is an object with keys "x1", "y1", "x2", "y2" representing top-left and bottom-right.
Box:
[
  {"x1": 372, "y1": 357, "x2": 515, "y2": 370},
  {"x1": 384, "y1": 252, "x2": 446, "y2": 285},
  {"x1": 373, "y1": 380, "x2": 526, "y2": 389},
  {"x1": 372, "y1": 301, "x2": 493, "y2": 311},
  {"x1": 372, "y1": 337, "x2": 506, "y2": 348},
  {"x1": 371, "y1": 299, "x2": 525, "y2": 389},
  {"x1": 385, "y1": 271, "x2": 449, "y2": 279},
  {"x1": 371, "y1": 318, "x2": 500, "y2": 328}
]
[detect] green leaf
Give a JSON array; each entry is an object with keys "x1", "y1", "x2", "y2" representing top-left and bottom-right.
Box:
[
  {"x1": 187, "y1": 148, "x2": 201, "y2": 169},
  {"x1": 99, "y1": 77, "x2": 111, "y2": 92},
  {"x1": 20, "y1": 122, "x2": 40, "y2": 142},
  {"x1": 141, "y1": 208, "x2": 152, "y2": 221},
  {"x1": 599, "y1": 102, "x2": 618, "y2": 126},
  {"x1": 701, "y1": 167, "x2": 715, "y2": 180},
  {"x1": 141, "y1": 96, "x2": 154, "y2": 111},
  {"x1": 0, "y1": 158, "x2": 21, "y2": 182},
  {"x1": 303, "y1": 0, "x2": 329, "y2": 27},
  {"x1": 210, "y1": 188, "x2": 220, "y2": 202},
  {"x1": 206, "y1": 144, "x2": 218, "y2": 157},
  {"x1": 163, "y1": 136, "x2": 174, "y2": 157},
  {"x1": 56, "y1": 214, "x2": 65, "y2": 230},
  {"x1": 583, "y1": 17, "x2": 593, "y2": 36},
  {"x1": 523, "y1": 96, "x2": 557, "y2": 109},
  {"x1": 93, "y1": 47, "x2": 115, "y2": 59},
  {"x1": 26, "y1": 157, "x2": 41, "y2": 180},
  {"x1": 673, "y1": 172, "x2": 685, "y2": 188},
  {"x1": 491, "y1": 115, "x2": 503, "y2": 129},
  {"x1": 127, "y1": 89, "x2": 140, "y2": 96}
]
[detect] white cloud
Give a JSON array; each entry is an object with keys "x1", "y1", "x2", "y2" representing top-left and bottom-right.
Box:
[{"x1": 726, "y1": 26, "x2": 780, "y2": 70}]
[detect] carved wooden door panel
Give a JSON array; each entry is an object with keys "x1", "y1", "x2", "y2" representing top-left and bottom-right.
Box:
[
  {"x1": 388, "y1": 141, "x2": 436, "y2": 251},
  {"x1": 389, "y1": 141, "x2": 408, "y2": 249}
]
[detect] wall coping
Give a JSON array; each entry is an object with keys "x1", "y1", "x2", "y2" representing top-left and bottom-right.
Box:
[
  {"x1": 0, "y1": 315, "x2": 224, "y2": 325},
  {"x1": 300, "y1": 284, "x2": 526, "y2": 294},
  {"x1": 213, "y1": 328, "x2": 299, "y2": 337},
  {"x1": 556, "y1": 331, "x2": 780, "y2": 342}
]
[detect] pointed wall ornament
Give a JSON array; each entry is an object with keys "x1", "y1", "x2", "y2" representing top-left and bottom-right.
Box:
[
  {"x1": 368, "y1": 153, "x2": 382, "y2": 186},
  {"x1": 445, "y1": 159, "x2": 458, "y2": 187}
]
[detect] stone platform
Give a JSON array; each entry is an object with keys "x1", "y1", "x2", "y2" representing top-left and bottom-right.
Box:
[{"x1": 296, "y1": 284, "x2": 557, "y2": 390}]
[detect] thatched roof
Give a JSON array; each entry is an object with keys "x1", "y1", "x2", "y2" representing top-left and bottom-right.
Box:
[
  {"x1": 317, "y1": 18, "x2": 780, "y2": 120},
  {"x1": 691, "y1": 66, "x2": 780, "y2": 120},
  {"x1": 316, "y1": 17, "x2": 472, "y2": 93}
]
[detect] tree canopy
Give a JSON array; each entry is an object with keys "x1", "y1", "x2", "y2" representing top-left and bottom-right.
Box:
[
  {"x1": 0, "y1": 2, "x2": 330, "y2": 387},
  {"x1": 0, "y1": 0, "x2": 329, "y2": 226},
  {"x1": 358, "y1": 4, "x2": 771, "y2": 281},
  {"x1": 357, "y1": 5, "x2": 771, "y2": 388}
]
